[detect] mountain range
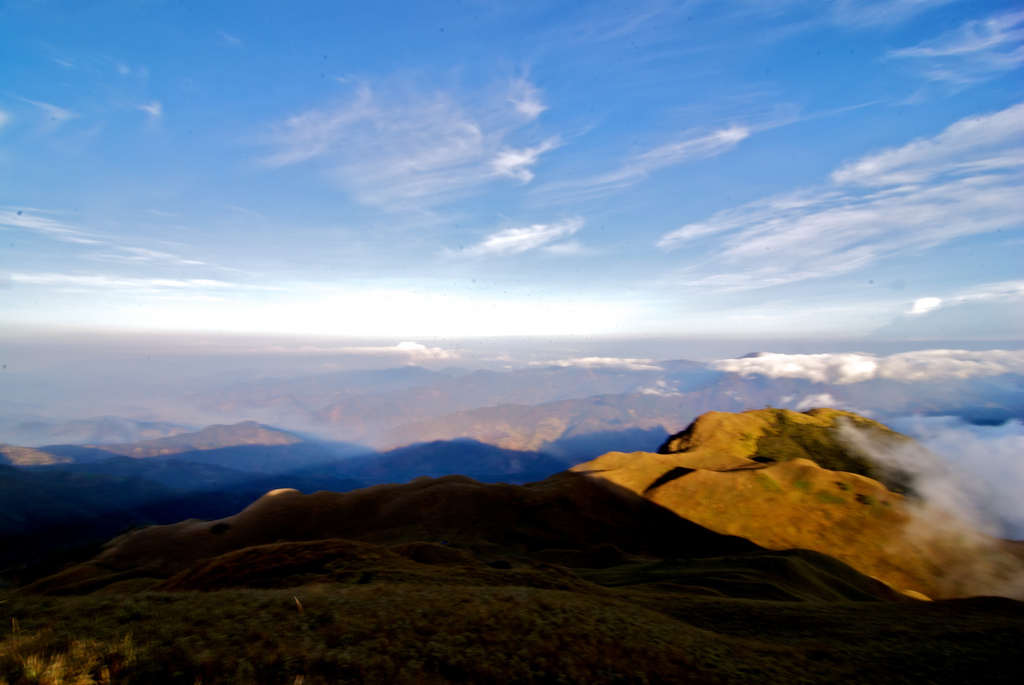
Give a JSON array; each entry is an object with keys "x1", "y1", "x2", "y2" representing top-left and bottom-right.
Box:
[{"x1": 3, "y1": 407, "x2": 1022, "y2": 683}]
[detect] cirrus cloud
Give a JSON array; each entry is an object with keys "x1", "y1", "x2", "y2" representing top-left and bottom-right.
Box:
[
  {"x1": 262, "y1": 78, "x2": 559, "y2": 207},
  {"x1": 659, "y1": 102, "x2": 1024, "y2": 291},
  {"x1": 448, "y1": 218, "x2": 583, "y2": 257}
]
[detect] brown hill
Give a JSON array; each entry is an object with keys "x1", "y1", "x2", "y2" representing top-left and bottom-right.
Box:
[
  {"x1": 83, "y1": 420, "x2": 304, "y2": 458},
  {"x1": 573, "y1": 408, "x2": 1024, "y2": 599}
]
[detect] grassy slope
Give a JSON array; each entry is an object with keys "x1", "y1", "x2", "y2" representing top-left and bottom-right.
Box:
[
  {"x1": 573, "y1": 408, "x2": 1023, "y2": 599},
  {"x1": 3, "y1": 575, "x2": 1023, "y2": 684}
]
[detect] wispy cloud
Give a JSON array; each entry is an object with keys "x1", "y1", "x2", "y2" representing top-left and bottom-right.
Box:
[
  {"x1": 887, "y1": 10, "x2": 1024, "y2": 84},
  {"x1": 508, "y1": 77, "x2": 546, "y2": 119},
  {"x1": 0, "y1": 207, "x2": 208, "y2": 268},
  {"x1": 828, "y1": 0, "x2": 958, "y2": 28},
  {"x1": 7, "y1": 273, "x2": 250, "y2": 292},
  {"x1": 491, "y1": 138, "x2": 562, "y2": 183},
  {"x1": 539, "y1": 124, "x2": 750, "y2": 202},
  {"x1": 85, "y1": 245, "x2": 206, "y2": 267},
  {"x1": 9, "y1": 94, "x2": 77, "y2": 124},
  {"x1": 262, "y1": 78, "x2": 558, "y2": 206},
  {"x1": 659, "y1": 102, "x2": 1024, "y2": 291},
  {"x1": 0, "y1": 207, "x2": 103, "y2": 245},
  {"x1": 217, "y1": 30, "x2": 244, "y2": 49},
  {"x1": 447, "y1": 218, "x2": 583, "y2": 257},
  {"x1": 0, "y1": 109, "x2": 10, "y2": 131},
  {"x1": 137, "y1": 101, "x2": 163, "y2": 118}
]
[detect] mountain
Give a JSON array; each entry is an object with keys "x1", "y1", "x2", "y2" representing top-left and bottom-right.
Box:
[
  {"x1": 574, "y1": 408, "x2": 1024, "y2": 599},
  {"x1": 325, "y1": 439, "x2": 570, "y2": 484},
  {"x1": 165, "y1": 359, "x2": 1024, "y2": 464},
  {"x1": 33, "y1": 421, "x2": 366, "y2": 472}
]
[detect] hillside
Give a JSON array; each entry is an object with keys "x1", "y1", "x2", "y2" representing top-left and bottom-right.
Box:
[
  {"x1": 574, "y1": 408, "x2": 1024, "y2": 599},
  {"x1": 24, "y1": 472, "x2": 757, "y2": 594}
]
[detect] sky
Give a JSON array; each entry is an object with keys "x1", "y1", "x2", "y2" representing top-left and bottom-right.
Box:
[{"x1": 1, "y1": 0, "x2": 1022, "y2": 345}]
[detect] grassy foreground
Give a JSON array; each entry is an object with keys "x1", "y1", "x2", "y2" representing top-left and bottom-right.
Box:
[{"x1": 2, "y1": 577, "x2": 1023, "y2": 685}]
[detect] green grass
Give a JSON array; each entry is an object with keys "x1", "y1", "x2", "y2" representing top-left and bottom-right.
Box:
[
  {"x1": 2, "y1": 566, "x2": 1023, "y2": 685},
  {"x1": 3, "y1": 583, "x2": 1023, "y2": 685},
  {"x1": 753, "y1": 410, "x2": 912, "y2": 494},
  {"x1": 814, "y1": 492, "x2": 846, "y2": 505}
]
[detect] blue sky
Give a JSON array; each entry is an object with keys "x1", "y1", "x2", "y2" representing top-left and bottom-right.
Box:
[{"x1": 1, "y1": 0, "x2": 1022, "y2": 343}]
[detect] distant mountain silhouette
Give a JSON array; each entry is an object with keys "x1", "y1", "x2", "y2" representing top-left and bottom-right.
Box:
[{"x1": 28, "y1": 421, "x2": 367, "y2": 471}]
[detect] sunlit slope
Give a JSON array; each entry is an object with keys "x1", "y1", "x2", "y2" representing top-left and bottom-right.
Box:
[
  {"x1": 0, "y1": 444, "x2": 71, "y2": 466},
  {"x1": 573, "y1": 408, "x2": 1023, "y2": 599}
]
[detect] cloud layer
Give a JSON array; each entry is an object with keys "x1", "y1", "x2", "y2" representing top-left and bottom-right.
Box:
[
  {"x1": 714, "y1": 349, "x2": 1024, "y2": 384},
  {"x1": 889, "y1": 416, "x2": 1024, "y2": 539}
]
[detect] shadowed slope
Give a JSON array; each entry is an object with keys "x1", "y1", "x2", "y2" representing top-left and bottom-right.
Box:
[{"x1": 29, "y1": 472, "x2": 757, "y2": 594}]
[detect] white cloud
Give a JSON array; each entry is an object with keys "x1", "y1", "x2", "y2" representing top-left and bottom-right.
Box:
[
  {"x1": 904, "y1": 280, "x2": 1024, "y2": 316},
  {"x1": 839, "y1": 419, "x2": 1024, "y2": 597},
  {"x1": 137, "y1": 101, "x2": 163, "y2": 118},
  {"x1": 85, "y1": 245, "x2": 206, "y2": 266},
  {"x1": 13, "y1": 95, "x2": 76, "y2": 124},
  {"x1": 262, "y1": 79, "x2": 558, "y2": 206},
  {"x1": 0, "y1": 109, "x2": 9, "y2": 130},
  {"x1": 490, "y1": 138, "x2": 561, "y2": 182},
  {"x1": 887, "y1": 10, "x2": 1024, "y2": 84},
  {"x1": 713, "y1": 349, "x2": 1024, "y2": 384},
  {"x1": 508, "y1": 77, "x2": 547, "y2": 119},
  {"x1": 542, "y1": 124, "x2": 750, "y2": 200},
  {"x1": 451, "y1": 218, "x2": 583, "y2": 257},
  {"x1": 909, "y1": 297, "x2": 942, "y2": 314},
  {"x1": 261, "y1": 341, "x2": 460, "y2": 361},
  {"x1": 794, "y1": 393, "x2": 843, "y2": 411},
  {"x1": 541, "y1": 240, "x2": 587, "y2": 256},
  {"x1": 638, "y1": 379, "x2": 681, "y2": 396},
  {"x1": 7, "y1": 273, "x2": 247, "y2": 292},
  {"x1": 659, "y1": 102, "x2": 1024, "y2": 291},
  {"x1": 532, "y1": 356, "x2": 663, "y2": 371},
  {"x1": 0, "y1": 207, "x2": 102, "y2": 244},
  {"x1": 888, "y1": 416, "x2": 1024, "y2": 539}
]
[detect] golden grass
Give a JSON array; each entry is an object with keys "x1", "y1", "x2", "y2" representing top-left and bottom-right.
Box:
[{"x1": 573, "y1": 408, "x2": 1022, "y2": 599}]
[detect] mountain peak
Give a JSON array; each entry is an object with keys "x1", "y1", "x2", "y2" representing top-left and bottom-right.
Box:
[{"x1": 574, "y1": 408, "x2": 1021, "y2": 599}]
